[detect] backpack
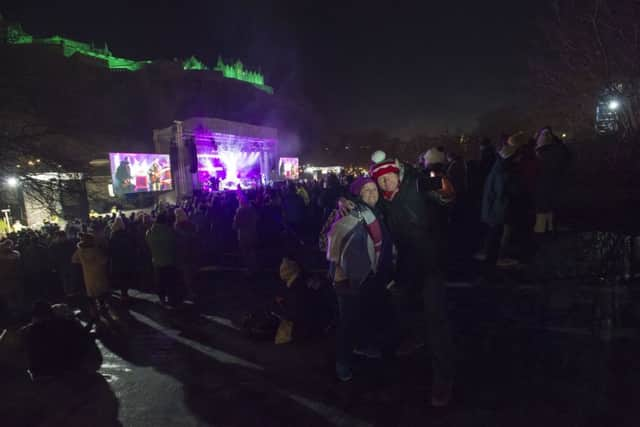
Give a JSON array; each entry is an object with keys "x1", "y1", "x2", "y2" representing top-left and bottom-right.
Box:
[{"x1": 318, "y1": 209, "x2": 339, "y2": 252}]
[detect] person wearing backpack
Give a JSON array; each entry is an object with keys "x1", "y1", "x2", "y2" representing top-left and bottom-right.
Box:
[{"x1": 326, "y1": 177, "x2": 396, "y2": 382}]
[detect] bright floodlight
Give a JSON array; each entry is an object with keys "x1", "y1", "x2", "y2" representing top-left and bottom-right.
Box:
[
  {"x1": 6, "y1": 177, "x2": 18, "y2": 187},
  {"x1": 608, "y1": 100, "x2": 620, "y2": 110}
]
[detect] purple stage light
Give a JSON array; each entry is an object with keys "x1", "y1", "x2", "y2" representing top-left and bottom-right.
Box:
[
  {"x1": 194, "y1": 131, "x2": 266, "y2": 189},
  {"x1": 218, "y1": 151, "x2": 260, "y2": 189}
]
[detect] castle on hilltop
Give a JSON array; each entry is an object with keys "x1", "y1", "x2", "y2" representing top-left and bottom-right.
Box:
[{"x1": 2, "y1": 19, "x2": 273, "y2": 94}]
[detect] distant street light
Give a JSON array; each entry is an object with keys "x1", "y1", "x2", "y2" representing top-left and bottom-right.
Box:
[
  {"x1": 608, "y1": 100, "x2": 620, "y2": 110},
  {"x1": 6, "y1": 177, "x2": 18, "y2": 188}
]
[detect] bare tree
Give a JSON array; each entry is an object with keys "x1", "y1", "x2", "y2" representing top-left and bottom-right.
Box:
[
  {"x1": 0, "y1": 35, "x2": 94, "y2": 219},
  {"x1": 533, "y1": 0, "x2": 640, "y2": 140},
  {"x1": 0, "y1": 116, "x2": 91, "y2": 218}
]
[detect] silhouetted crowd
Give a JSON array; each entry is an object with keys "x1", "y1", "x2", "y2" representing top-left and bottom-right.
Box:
[{"x1": 1, "y1": 128, "x2": 574, "y2": 405}]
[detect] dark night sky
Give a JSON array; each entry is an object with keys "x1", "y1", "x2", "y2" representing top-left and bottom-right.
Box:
[{"x1": 3, "y1": 0, "x2": 543, "y2": 137}]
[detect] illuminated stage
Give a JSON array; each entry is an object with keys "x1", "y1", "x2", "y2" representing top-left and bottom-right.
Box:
[{"x1": 153, "y1": 117, "x2": 278, "y2": 200}]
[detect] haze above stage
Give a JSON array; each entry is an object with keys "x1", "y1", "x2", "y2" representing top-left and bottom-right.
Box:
[{"x1": 154, "y1": 117, "x2": 278, "y2": 200}]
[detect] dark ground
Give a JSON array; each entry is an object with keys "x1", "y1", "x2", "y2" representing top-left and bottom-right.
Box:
[{"x1": 2, "y1": 245, "x2": 640, "y2": 426}]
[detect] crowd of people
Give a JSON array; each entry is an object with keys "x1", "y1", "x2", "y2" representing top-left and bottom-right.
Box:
[{"x1": 0, "y1": 127, "x2": 571, "y2": 406}]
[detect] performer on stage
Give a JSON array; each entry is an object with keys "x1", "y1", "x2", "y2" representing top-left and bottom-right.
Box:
[
  {"x1": 148, "y1": 159, "x2": 163, "y2": 192},
  {"x1": 114, "y1": 157, "x2": 135, "y2": 194}
]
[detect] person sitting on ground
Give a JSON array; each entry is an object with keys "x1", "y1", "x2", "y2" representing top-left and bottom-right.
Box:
[
  {"x1": 271, "y1": 257, "x2": 328, "y2": 344},
  {"x1": 0, "y1": 301, "x2": 101, "y2": 380}
]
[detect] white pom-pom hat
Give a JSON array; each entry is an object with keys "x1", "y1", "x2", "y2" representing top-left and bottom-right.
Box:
[
  {"x1": 423, "y1": 148, "x2": 446, "y2": 166},
  {"x1": 371, "y1": 150, "x2": 387, "y2": 164}
]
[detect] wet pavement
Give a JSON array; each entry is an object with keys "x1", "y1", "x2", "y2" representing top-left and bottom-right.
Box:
[{"x1": 2, "y1": 274, "x2": 640, "y2": 426}]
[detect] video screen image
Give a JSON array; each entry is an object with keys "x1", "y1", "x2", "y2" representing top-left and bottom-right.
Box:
[
  {"x1": 109, "y1": 152, "x2": 172, "y2": 195},
  {"x1": 278, "y1": 157, "x2": 299, "y2": 180}
]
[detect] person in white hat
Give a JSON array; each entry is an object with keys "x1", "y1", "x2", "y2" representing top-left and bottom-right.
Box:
[{"x1": 421, "y1": 147, "x2": 447, "y2": 171}]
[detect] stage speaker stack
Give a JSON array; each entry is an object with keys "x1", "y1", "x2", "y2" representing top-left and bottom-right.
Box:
[{"x1": 189, "y1": 138, "x2": 198, "y2": 174}]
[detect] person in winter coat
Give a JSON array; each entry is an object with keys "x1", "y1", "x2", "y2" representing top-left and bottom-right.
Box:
[
  {"x1": 20, "y1": 234, "x2": 49, "y2": 303},
  {"x1": 261, "y1": 193, "x2": 284, "y2": 248},
  {"x1": 481, "y1": 132, "x2": 529, "y2": 271},
  {"x1": 422, "y1": 147, "x2": 461, "y2": 276},
  {"x1": 108, "y1": 217, "x2": 135, "y2": 302},
  {"x1": 296, "y1": 184, "x2": 310, "y2": 207},
  {"x1": 233, "y1": 193, "x2": 259, "y2": 275},
  {"x1": 369, "y1": 151, "x2": 456, "y2": 407},
  {"x1": 146, "y1": 212, "x2": 181, "y2": 306},
  {"x1": 134, "y1": 213, "x2": 154, "y2": 292},
  {"x1": 72, "y1": 233, "x2": 111, "y2": 327},
  {"x1": 328, "y1": 177, "x2": 397, "y2": 382},
  {"x1": 318, "y1": 174, "x2": 343, "y2": 221},
  {"x1": 190, "y1": 205, "x2": 209, "y2": 234},
  {"x1": 0, "y1": 239, "x2": 22, "y2": 319},
  {"x1": 446, "y1": 150, "x2": 468, "y2": 198},
  {"x1": 446, "y1": 150, "x2": 473, "y2": 276},
  {"x1": 282, "y1": 184, "x2": 306, "y2": 237},
  {"x1": 49, "y1": 231, "x2": 80, "y2": 297},
  {"x1": 533, "y1": 127, "x2": 571, "y2": 234},
  {"x1": 174, "y1": 208, "x2": 198, "y2": 297},
  {"x1": 408, "y1": 148, "x2": 455, "y2": 275},
  {"x1": 479, "y1": 138, "x2": 497, "y2": 182}
]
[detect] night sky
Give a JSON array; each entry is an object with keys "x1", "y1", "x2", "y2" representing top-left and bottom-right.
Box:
[{"x1": 3, "y1": 0, "x2": 544, "y2": 137}]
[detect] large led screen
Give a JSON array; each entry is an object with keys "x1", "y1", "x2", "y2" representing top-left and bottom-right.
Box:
[
  {"x1": 278, "y1": 157, "x2": 299, "y2": 180},
  {"x1": 109, "y1": 153, "x2": 172, "y2": 195}
]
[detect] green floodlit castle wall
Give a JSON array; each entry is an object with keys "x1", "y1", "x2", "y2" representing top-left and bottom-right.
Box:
[
  {"x1": 5, "y1": 23, "x2": 273, "y2": 94},
  {"x1": 6, "y1": 23, "x2": 148, "y2": 71},
  {"x1": 214, "y1": 57, "x2": 264, "y2": 85},
  {"x1": 182, "y1": 55, "x2": 208, "y2": 71},
  {"x1": 181, "y1": 56, "x2": 273, "y2": 93},
  {"x1": 213, "y1": 56, "x2": 273, "y2": 95}
]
